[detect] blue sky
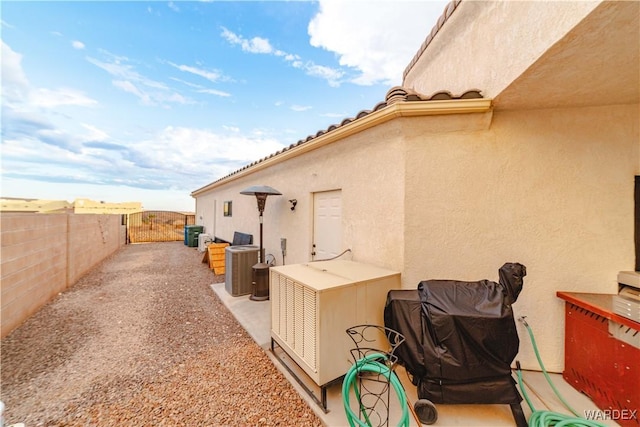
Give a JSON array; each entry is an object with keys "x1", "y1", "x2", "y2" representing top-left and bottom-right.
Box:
[{"x1": 1, "y1": 0, "x2": 448, "y2": 211}]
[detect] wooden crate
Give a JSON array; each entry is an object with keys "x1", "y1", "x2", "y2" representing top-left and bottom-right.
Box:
[{"x1": 207, "y1": 243, "x2": 229, "y2": 275}]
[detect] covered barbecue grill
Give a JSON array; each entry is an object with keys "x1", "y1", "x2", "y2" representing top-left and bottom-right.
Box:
[{"x1": 384, "y1": 263, "x2": 527, "y2": 426}]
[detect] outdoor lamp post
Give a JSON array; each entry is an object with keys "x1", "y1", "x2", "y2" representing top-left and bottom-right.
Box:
[{"x1": 240, "y1": 185, "x2": 282, "y2": 301}]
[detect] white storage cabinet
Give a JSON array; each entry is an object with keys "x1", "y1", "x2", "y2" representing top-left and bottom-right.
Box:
[{"x1": 270, "y1": 260, "x2": 401, "y2": 390}]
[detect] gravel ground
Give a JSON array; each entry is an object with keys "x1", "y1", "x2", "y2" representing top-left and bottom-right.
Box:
[{"x1": 1, "y1": 242, "x2": 322, "y2": 426}]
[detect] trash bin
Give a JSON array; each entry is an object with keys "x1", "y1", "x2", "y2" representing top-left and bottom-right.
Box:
[{"x1": 185, "y1": 225, "x2": 203, "y2": 247}]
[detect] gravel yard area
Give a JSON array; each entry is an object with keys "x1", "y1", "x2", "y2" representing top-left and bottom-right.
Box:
[{"x1": 1, "y1": 242, "x2": 322, "y2": 426}]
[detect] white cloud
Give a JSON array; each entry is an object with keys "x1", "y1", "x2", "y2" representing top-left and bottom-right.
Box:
[
  {"x1": 2, "y1": 41, "x2": 97, "y2": 109},
  {"x1": 170, "y1": 76, "x2": 231, "y2": 97},
  {"x1": 221, "y1": 27, "x2": 274, "y2": 54},
  {"x1": 130, "y1": 126, "x2": 286, "y2": 180},
  {"x1": 168, "y1": 62, "x2": 225, "y2": 83},
  {"x1": 168, "y1": 1, "x2": 179, "y2": 12},
  {"x1": 113, "y1": 80, "x2": 152, "y2": 104},
  {"x1": 170, "y1": 77, "x2": 202, "y2": 88},
  {"x1": 3, "y1": 116, "x2": 285, "y2": 195},
  {"x1": 1, "y1": 40, "x2": 30, "y2": 102},
  {"x1": 165, "y1": 92, "x2": 190, "y2": 104},
  {"x1": 197, "y1": 88, "x2": 231, "y2": 97},
  {"x1": 72, "y1": 40, "x2": 85, "y2": 50},
  {"x1": 290, "y1": 105, "x2": 312, "y2": 112},
  {"x1": 110, "y1": 79, "x2": 191, "y2": 106},
  {"x1": 308, "y1": 0, "x2": 449, "y2": 86},
  {"x1": 220, "y1": 27, "x2": 343, "y2": 87},
  {"x1": 81, "y1": 123, "x2": 110, "y2": 142},
  {"x1": 87, "y1": 54, "x2": 168, "y2": 90},
  {"x1": 29, "y1": 87, "x2": 98, "y2": 108},
  {"x1": 1, "y1": 41, "x2": 245, "y2": 208},
  {"x1": 245, "y1": 36, "x2": 273, "y2": 54},
  {"x1": 301, "y1": 63, "x2": 344, "y2": 88},
  {"x1": 88, "y1": 53, "x2": 195, "y2": 106}
]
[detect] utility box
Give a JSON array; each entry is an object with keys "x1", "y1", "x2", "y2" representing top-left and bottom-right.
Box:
[
  {"x1": 225, "y1": 246, "x2": 259, "y2": 296},
  {"x1": 197, "y1": 233, "x2": 213, "y2": 252},
  {"x1": 270, "y1": 260, "x2": 400, "y2": 388},
  {"x1": 557, "y1": 292, "x2": 639, "y2": 427}
]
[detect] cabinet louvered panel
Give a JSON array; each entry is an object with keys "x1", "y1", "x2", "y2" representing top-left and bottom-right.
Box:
[
  {"x1": 303, "y1": 286, "x2": 317, "y2": 370},
  {"x1": 285, "y1": 278, "x2": 295, "y2": 342},
  {"x1": 270, "y1": 273, "x2": 281, "y2": 336},
  {"x1": 278, "y1": 276, "x2": 289, "y2": 340},
  {"x1": 293, "y1": 283, "x2": 304, "y2": 356}
]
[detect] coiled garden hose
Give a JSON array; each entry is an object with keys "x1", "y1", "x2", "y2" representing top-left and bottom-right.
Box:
[
  {"x1": 342, "y1": 353, "x2": 410, "y2": 427},
  {"x1": 516, "y1": 317, "x2": 607, "y2": 427}
]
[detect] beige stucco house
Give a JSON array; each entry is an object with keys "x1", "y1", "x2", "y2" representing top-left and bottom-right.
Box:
[{"x1": 191, "y1": 0, "x2": 639, "y2": 371}]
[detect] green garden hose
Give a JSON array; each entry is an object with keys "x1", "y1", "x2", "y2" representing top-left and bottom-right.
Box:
[
  {"x1": 517, "y1": 317, "x2": 607, "y2": 427},
  {"x1": 342, "y1": 353, "x2": 410, "y2": 427}
]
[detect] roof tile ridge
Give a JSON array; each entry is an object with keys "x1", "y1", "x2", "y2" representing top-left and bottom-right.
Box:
[
  {"x1": 205, "y1": 84, "x2": 483, "y2": 186},
  {"x1": 402, "y1": 0, "x2": 462, "y2": 81}
]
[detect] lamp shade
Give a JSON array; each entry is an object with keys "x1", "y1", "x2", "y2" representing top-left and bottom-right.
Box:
[
  {"x1": 240, "y1": 185, "x2": 282, "y2": 214},
  {"x1": 240, "y1": 185, "x2": 282, "y2": 197}
]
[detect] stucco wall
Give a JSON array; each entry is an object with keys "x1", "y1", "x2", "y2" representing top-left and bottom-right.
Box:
[
  {"x1": 1, "y1": 213, "x2": 126, "y2": 338},
  {"x1": 403, "y1": 1, "x2": 599, "y2": 99},
  {"x1": 194, "y1": 101, "x2": 637, "y2": 371},
  {"x1": 403, "y1": 103, "x2": 639, "y2": 371},
  {"x1": 195, "y1": 121, "x2": 406, "y2": 271}
]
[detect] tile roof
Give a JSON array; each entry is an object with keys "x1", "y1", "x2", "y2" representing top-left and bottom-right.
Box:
[
  {"x1": 203, "y1": 86, "x2": 482, "y2": 188},
  {"x1": 403, "y1": 0, "x2": 462, "y2": 81}
]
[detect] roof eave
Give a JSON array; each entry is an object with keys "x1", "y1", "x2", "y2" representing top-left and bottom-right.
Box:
[{"x1": 190, "y1": 97, "x2": 492, "y2": 197}]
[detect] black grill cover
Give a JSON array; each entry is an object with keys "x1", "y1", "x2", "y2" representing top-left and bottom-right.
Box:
[{"x1": 384, "y1": 263, "x2": 526, "y2": 404}]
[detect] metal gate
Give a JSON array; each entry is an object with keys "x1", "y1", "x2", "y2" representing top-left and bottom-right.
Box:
[{"x1": 126, "y1": 211, "x2": 195, "y2": 243}]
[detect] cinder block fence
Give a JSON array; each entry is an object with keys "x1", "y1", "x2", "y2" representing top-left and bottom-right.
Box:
[{"x1": 1, "y1": 213, "x2": 126, "y2": 338}]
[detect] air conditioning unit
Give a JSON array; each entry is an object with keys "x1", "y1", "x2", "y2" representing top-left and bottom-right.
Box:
[
  {"x1": 270, "y1": 260, "x2": 400, "y2": 388},
  {"x1": 225, "y1": 246, "x2": 259, "y2": 296}
]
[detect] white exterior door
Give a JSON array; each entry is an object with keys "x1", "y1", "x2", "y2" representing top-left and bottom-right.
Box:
[{"x1": 313, "y1": 190, "x2": 342, "y2": 260}]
